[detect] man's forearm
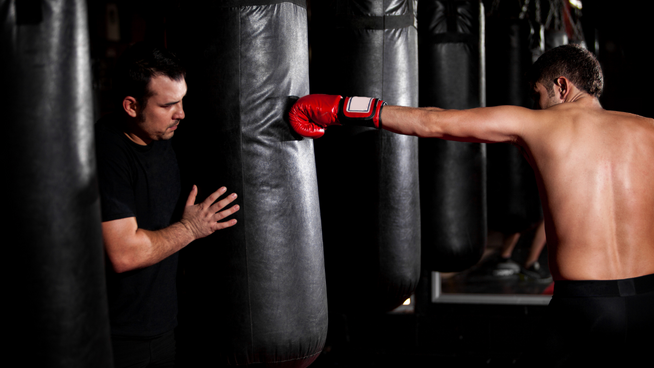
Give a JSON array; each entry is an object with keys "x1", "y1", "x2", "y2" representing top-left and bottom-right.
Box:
[
  {"x1": 135, "y1": 221, "x2": 196, "y2": 269},
  {"x1": 381, "y1": 105, "x2": 445, "y2": 138},
  {"x1": 103, "y1": 218, "x2": 195, "y2": 273},
  {"x1": 104, "y1": 185, "x2": 240, "y2": 273}
]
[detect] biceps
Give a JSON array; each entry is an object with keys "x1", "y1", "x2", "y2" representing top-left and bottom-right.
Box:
[{"x1": 440, "y1": 106, "x2": 527, "y2": 144}]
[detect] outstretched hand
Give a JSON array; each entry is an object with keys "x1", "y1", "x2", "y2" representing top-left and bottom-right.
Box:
[{"x1": 180, "y1": 185, "x2": 239, "y2": 240}]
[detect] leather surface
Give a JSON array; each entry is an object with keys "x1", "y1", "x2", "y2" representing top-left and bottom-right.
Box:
[
  {"x1": 417, "y1": 0, "x2": 487, "y2": 272},
  {"x1": 311, "y1": 0, "x2": 421, "y2": 313},
  {"x1": 170, "y1": 2, "x2": 326, "y2": 367},
  {"x1": 1, "y1": 0, "x2": 113, "y2": 366}
]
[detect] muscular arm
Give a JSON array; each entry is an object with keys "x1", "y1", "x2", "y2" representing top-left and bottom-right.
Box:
[
  {"x1": 381, "y1": 105, "x2": 534, "y2": 144},
  {"x1": 103, "y1": 185, "x2": 239, "y2": 273},
  {"x1": 289, "y1": 94, "x2": 544, "y2": 145}
]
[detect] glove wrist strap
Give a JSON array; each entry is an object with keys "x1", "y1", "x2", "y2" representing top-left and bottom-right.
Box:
[{"x1": 337, "y1": 96, "x2": 385, "y2": 129}]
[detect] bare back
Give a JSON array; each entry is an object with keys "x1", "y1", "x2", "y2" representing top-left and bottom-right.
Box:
[{"x1": 522, "y1": 102, "x2": 654, "y2": 281}]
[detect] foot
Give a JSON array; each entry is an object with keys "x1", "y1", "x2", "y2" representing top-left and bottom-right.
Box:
[
  {"x1": 520, "y1": 261, "x2": 553, "y2": 283},
  {"x1": 485, "y1": 254, "x2": 520, "y2": 277}
]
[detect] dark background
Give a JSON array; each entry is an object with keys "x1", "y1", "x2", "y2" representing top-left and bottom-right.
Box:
[{"x1": 85, "y1": 1, "x2": 652, "y2": 366}]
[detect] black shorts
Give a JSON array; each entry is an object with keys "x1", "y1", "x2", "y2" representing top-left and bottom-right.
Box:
[{"x1": 542, "y1": 273, "x2": 654, "y2": 366}]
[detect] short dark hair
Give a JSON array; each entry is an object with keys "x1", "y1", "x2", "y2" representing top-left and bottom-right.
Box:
[
  {"x1": 113, "y1": 42, "x2": 186, "y2": 108},
  {"x1": 528, "y1": 44, "x2": 603, "y2": 98}
]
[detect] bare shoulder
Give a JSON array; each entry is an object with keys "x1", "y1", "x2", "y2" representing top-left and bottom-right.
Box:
[
  {"x1": 534, "y1": 104, "x2": 654, "y2": 157},
  {"x1": 505, "y1": 104, "x2": 571, "y2": 143},
  {"x1": 605, "y1": 110, "x2": 654, "y2": 147},
  {"x1": 604, "y1": 109, "x2": 654, "y2": 125},
  {"x1": 586, "y1": 108, "x2": 654, "y2": 137},
  {"x1": 511, "y1": 103, "x2": 607, "y2": 158}
]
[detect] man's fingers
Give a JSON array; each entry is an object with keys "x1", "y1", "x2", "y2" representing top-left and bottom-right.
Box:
[
  {"x1": 185, "y1": 185, "x2": 198, "y2": 207},
  {"x1": 203, "y1": 186, "x2": 228, "y2": 206},
  {"x1": 214, "y1": 218, "x2": 238, "y2": 231},
  {"x1": 209, "y1": 192, "x2": 238, "y2": 213},
  {"x1": 213, "y1": 203, "x2": 240, "y2": 222}
]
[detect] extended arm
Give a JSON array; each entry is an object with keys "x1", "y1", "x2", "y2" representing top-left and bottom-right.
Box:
[
  {"x1": 381, "y1": 104, "x2": 528, "y2": 144},
  {"x1": 289, "y1": 94, "x2": 536, "y2": 145},
  {"x1": 103, "y1": 185, "x2": 239, "y2": 273}
]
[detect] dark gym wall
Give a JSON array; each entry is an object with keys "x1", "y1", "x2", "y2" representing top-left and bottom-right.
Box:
[{"x1": 583, "y1": 1, "x2": 654, "y2": 119}]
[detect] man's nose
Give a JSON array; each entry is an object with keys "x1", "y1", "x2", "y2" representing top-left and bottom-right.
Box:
[{"x1": 174, "y1": 102, "x2": 185, "y2": 120}]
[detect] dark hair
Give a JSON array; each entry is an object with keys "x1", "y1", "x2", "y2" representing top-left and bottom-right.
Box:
[
  {"x1": 113, "y1": 42, "x2": 186, "y2": 108},
  {"x1": 527, "y1": 44, "x2": 603, "y2": 98}
]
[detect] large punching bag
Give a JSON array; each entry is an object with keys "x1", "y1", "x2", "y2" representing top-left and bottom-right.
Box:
[
  {"x1": 485, "y1": 17, "x2": 543, "y2": 235},
  {"x1": 309, "y1": 0, "x2": 421, "y2": 313},
  {"x1": 169, "y1": 1, "x2": 327, "y2": 367},
  {"x1": 2, "y1": 0, "x2": 113, "y2": 367},
  {"x1": 417, "y1": 0, "x2": 486, "y2": 272}
]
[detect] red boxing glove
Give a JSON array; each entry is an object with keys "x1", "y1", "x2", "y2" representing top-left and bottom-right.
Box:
[{"x1": 289, "y1": 94, "x2": 386, "y2": 138}]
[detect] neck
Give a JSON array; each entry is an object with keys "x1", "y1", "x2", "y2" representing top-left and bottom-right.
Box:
[
  {"x1": 565, "y1": 90, "x2": 587, "y2": 103},
  {"x1": 124, "y1": 131, "x2": 151, "y2": 146},
  {"x1": 121, "y1": 115, "x2": 151, "y2": 146},
  {"x1": 564, "y1": 88, "x2": 601, "y2": 108}
]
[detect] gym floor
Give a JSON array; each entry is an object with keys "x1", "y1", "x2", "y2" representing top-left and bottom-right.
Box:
[
  {"x1": 442, "y1": 230, "x2": 552, "y2": 295},
  {"x1": 312, "y1": 230, "x2": 552, "y2": 367}
]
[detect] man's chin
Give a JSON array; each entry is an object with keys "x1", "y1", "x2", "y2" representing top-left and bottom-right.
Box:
[{"x1": 163, "y1": 125, "x2": 178, "y2": 139}]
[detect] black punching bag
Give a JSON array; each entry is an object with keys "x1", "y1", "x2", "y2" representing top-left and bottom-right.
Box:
[
  {"x1": 485, "y1": 18, "x2": 543, "y2": 234},
  {"x1": 170, "y1": 1, "x2": 327, "y2": 367},
  {"x1": 310, "y1": 0, "x2": 421, "y2": 312},
  {"x1": 417, "y1": 0, "x2": 486, "y2": 272},
  {"x1": 2, "y1": 0, "x2": 113, "y2": 367}
]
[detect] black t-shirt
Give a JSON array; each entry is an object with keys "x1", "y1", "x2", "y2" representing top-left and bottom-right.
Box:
[{"x1": 95, "y1": 113, "x2": 181, "y2": 337}]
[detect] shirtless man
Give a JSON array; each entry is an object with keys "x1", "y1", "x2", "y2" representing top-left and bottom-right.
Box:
[{"x1": 289, "y1": 44, "x2": 654, "y2": 365}]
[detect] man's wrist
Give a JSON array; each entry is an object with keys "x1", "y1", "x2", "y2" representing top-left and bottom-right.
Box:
[{"x1": 176, "y1": 218, "x2": 198, "y2": 242}]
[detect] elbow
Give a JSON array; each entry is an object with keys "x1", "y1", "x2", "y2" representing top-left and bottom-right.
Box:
[
  {"x1": 107, "y1": 251, "x2": 141, "y2": 273},
  {"x1": 110, "y1": 257, "x2": 135, "y2": 274},
  {"x1": 102, "y1": 222, "x2": 150, "y2": 273}
]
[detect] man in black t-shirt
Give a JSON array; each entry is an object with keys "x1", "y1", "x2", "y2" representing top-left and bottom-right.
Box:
[{"x1": 95, "y1": 42, "x2": 240, "y2": 368}]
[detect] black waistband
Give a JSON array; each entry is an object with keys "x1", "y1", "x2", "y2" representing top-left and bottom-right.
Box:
[{"x1": 554, "y1": 273, "x2": 654, "y2": 297}]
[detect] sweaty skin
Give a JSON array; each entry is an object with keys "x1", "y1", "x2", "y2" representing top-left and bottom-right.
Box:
[{"x1": 381, "y1": 77, "x2": 654, "y2": 281}]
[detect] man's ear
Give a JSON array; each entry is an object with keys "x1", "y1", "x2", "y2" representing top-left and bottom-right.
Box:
[
  {"x1": 122, "y1": 96, "x2": 139, "y2": 118},
  {"x1": 555, "y1": 77, "x2": 570, "y2": 101}
]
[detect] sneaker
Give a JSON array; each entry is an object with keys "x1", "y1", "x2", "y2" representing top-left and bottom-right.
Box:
[
  {"x1": 485, "y1": 255, "x2": 520, "y2": 277},
  {"x1": 520, "y1": 261, "x2": 553, "y2": 283}
]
